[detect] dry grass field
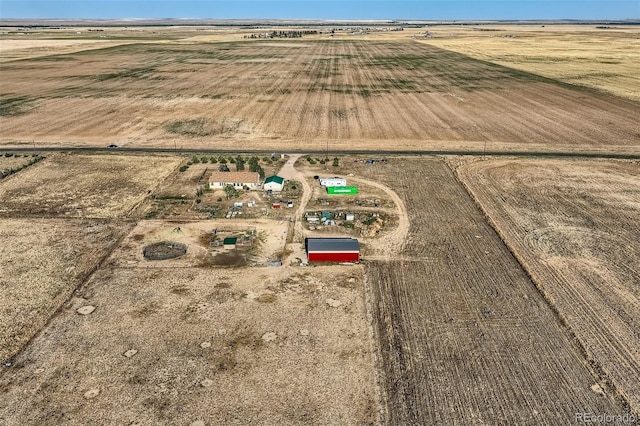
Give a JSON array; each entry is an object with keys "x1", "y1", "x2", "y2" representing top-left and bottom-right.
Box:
[
  {"x1": 1, "y1": 37, "x2": 638, "y2": 153},
  {"x1": 0, "y1": 219, "x2": 130, "y2": 362},
  {"x1": 457, "y1": 158, "x2": 640, "y2": 414},
  {"x1": 0, "y1": 153, "x2": 181, "y2": 218},
  {"x1": 419, "y1": 25, "x2": 640, "y2": 102},
  {"x1": 351, "y1": 157, "x2": 630, "y2": 423},
  {"x1": 0, "y1": 265, "x2": 376, "y2": 425}
]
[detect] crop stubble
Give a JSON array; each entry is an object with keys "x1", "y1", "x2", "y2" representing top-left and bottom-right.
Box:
[
  {"x1": 356, "y1": 158, "x2": 628, "y2": 424},
  {"x1": 457, "y1": 158, "x2": 640, "y2": 414},
  {"x1": 1, "y1": 40, "x2": 638, "y2": 152}
]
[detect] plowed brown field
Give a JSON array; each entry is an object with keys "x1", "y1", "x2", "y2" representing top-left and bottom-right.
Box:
[
  {"x1": 457, "y1": 158, "x2": 640, "y2": 414},
  {"x1": 354, "y1": 158, "x2": 629, "y2": 423},
  {"x1": 1, "y1": 40, "x2": 638, "y2": 153}
]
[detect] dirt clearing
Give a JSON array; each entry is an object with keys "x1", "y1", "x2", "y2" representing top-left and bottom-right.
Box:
[{"x1": 457, "y1": 158, "x2": 640, "y2": 414}]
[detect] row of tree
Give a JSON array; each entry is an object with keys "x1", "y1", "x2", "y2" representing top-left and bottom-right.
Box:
[{"x1": 243, "y1": 30, "x2": 318, "y2": 39}]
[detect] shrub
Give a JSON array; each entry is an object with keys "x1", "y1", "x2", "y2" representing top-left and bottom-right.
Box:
[{"x1": 179, "y1": 165, "x2": 189, "y2": 172}]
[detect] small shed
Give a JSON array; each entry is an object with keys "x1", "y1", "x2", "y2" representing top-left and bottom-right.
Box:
[
  {"x1": 223, "y1": 237, "x2": 237, "y2": 249},
  {"x1": 305, "y1": 238, "x2": 360, "y2": 262},
  {"x1": 264, "y1": 175, "x2": 285, "y2": 192}
]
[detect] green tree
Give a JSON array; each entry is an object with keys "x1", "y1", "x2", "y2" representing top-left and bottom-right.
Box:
[
  {"x1": 236, "y1": 156, "x2": 245, "y2": 171},
  {"x1": 224, "y1": 184, "x2": 239, "y2": 199}
]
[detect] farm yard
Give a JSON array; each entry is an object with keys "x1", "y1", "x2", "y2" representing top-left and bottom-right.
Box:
[
  {"x1": 1, "y1": 21, "x2": 639, "y2": 425},
  {"x1": 1, "y1": 37, "x2": 639, "y2": 154},
  {"x1": 456, "y1": 158, "x2": 640, "y2": 414}
]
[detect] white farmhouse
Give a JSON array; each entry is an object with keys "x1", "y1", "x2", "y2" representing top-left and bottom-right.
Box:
[{"x1": 208, "y1": 171, "x2": 260, "y2": 190}]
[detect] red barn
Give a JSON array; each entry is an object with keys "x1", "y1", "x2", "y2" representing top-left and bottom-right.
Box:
[{"x1": 305, "y1": 238, "x2": 360, "y2": 263}]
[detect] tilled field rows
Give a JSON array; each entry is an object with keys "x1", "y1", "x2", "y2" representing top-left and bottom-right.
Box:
[
  {"x1": 457, "y1": 159, "x2": 640, "y2": 414},
  {"x1": 360, "y1": 158, "x2": 627, "y2": 424},
  {"x1": 1, "y1": 40, "x2": 639, "y2": 151}
]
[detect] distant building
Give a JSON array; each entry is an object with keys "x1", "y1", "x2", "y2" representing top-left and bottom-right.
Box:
[
  {"x1": 305, "y1": 238, "x2": 360, "y2": 262},
  {"x1": 263, "y1": 175, "x2": 285, "y2": 192},
  {"x1": 208, "y1": 171, "x2": 260, "y2": 190}
]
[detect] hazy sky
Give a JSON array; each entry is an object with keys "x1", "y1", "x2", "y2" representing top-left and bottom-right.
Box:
[{"x1": 1, "y1": 0, "x2": 638, "y2": 20}]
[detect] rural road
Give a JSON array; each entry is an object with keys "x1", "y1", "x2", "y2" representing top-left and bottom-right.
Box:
[{"x1": 2, "y1": 146, "x2": 640, "y2": 160}]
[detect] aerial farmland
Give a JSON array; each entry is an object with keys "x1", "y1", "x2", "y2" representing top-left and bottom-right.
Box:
[{"x1": 0, "y1": 21, "x2": 639, "y2": 425}]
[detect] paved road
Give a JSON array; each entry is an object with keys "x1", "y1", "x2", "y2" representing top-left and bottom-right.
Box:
[{"x1": 2, "y1": 146, "x2": 640, "y2": 160}]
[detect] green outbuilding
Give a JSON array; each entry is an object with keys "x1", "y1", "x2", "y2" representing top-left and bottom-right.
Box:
[
  {"x1": 327, "y1": 186, "x2": 358, "y2": 195},
  {"x1": 264, "y1": 175, "x2": 285, "y2": 192}
]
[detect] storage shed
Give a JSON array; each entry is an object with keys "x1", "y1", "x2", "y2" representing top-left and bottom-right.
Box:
[
  {"x1": 327, "y1": 186, "x2": 358, "y2": 195},
  {"x1": 223, "y1": 237, "x2": 237, "y2": 249},
  {"x1": 264, "y1": 175, "x2": 285, "y2": 192},
  {"x1": 305, "y1": 238, "x2": 360, "y2": 262},
  {"x1": 319, "y1": 177, "x2": 347, "y2": 187}
]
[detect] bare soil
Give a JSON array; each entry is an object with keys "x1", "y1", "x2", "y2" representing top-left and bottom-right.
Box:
[
  {"x1": 354, "y1": 157, "x2": 630, "y2": 423},
  {"x1": 457, "y1": 158, "x2": 640, "y2": 414}
]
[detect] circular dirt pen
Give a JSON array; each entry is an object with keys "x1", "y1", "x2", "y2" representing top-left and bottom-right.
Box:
[{"x1": 143, "y1": 241, "x2": 187, "y2": 260}]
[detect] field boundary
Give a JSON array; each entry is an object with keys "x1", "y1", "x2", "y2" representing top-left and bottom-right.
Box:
[{"x1": 448, "y1": 161, "x2": 634, "y2": 415}]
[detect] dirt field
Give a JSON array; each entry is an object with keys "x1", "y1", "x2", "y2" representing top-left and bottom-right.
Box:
[
  {"x1": 109, "y1": 219, "x2": 289, "y2": 267},
  {"x1": 1, "y1": 38, "x2": 638, "y2": 153},
  {"x1": 0, "y1": 219, "x2": 130, "y2": 362},
  {"x1": 0, "y1": 153, "x2": 181, "y2": 218},
  {"x1": 0, "y1": 265, "x2": 376, "y2": 425},
  {"x1": 352, "y1": 157, "x2": 630, "y2": 423},
  {"x1": 457, "y1": 158, "x2": 640, "y2": 414},
  {"x1": 419, "y1": 25, "x2": 640, "y2": 102}
]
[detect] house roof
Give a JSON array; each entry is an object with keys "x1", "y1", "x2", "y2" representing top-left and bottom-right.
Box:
[
  {"x1": 305, "y1": 238, "x2": 359, "y2": 253},
  {"x1": 264, "y1": 175, "x2": 284, "y2": 185},
  {"x1": 208, "y1": 171, "x2": 260, "y2": 183}
]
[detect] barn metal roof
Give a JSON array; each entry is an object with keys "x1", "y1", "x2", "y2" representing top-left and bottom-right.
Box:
[
  {"x1": 305, "y1": 238, "x2": 359, "y2": 252},
  {"x1": 264, "y1": 175, "x2": 284, "y2": 184}
]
